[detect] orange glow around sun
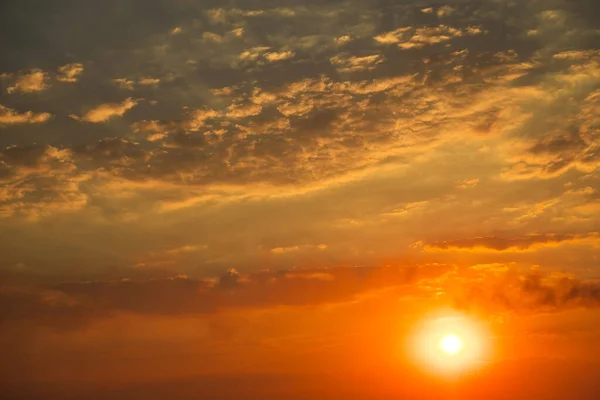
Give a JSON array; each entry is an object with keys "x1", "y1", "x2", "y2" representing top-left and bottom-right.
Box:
[{"x1": 406, "y1": 310, "x2": 492, "y2": 377}]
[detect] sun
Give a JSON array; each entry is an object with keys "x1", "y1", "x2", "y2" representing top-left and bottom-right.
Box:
[
  {"x1": 440, "y1": 334, "x2": 463, "y2": 355},
  {"x1": 405, "y1": 310, "x2": 492, "y2": 377}
]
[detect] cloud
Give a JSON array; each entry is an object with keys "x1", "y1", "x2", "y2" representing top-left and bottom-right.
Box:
[
  {"x1": 329, "y1": 54, "x2": 385, "y2": 73},
  {"x1": 238, "y1": 47, "x2": 294, "y2": 66},
  {"x1": 226, "y1": 102, "x2": 262, "y2": 119},
  {"x1": 264, "y1": 50, "x2": 295, "y2": 63},
  {"x1": 72, "y1": 137, "x2": 147, "y2": 165},
  {"x1": 0, "y1": 0, "x2": 597, "y2": 233},
  {"x1": 5, "y1": 69, "x2": 49, "y2": 94},
  {"x1": 437, "y1": 6, "x2": 455, "y2": 18},
  {"x1": 270, "y1": 244, "x2": 329, "y2": 254},
  {"x1": 0, "y1": 145, "x2": 88, "y2": 218},
  {"x1": 163, "y1": 245, "x2": 206, "y2": 255},
  {"x1": 138, "y1": 77, "x2": 160, "y2": 86},
  {"x1": 457, "y1": 178, "x2": 479, "y2": 189},
  {"x1": 449, "y1": 269, "x2": 600, "y2": 313},
  {"x1": 271, "y1": 246, "x2": 300, "y2": 254},
  {"x1": 113, "y1": 77, "x2": 160, "y2": 89},
  {"x1": 499, "y1": 63, "x2": 600, "y2": 180},
  {"x1": 420, "y1": 233, "x2": 600, "y2": 252},
  {"x1": 56, "y1": 63, "x2": 84, "y2": 83},
  {"x1": 374, "y1": 25, "x2": 483, "y2": 49},
  {"x1": 0, "y1": 105, "x2": 52, "y2": 126},
  {"x1": 112, "y1": 78, "x2": 135, "y2": 90},
  {"x1": 0, "y1": 264, "x2": 451, "y2": 327},
  {"x1": 373, "y1": 27, "x2": 412, "y2": 44},
  {"x1": 5, "y1": 263, "x2": 600, "y2": 331},
  {"x1": 74, "y1": 98, "x2": 139, "y2": 123},
  {"x1": 131, "y1": 120, "x2": 171, "y2": 142},
  {"x1": 553, "y1": 50, "x2": 600, "y2": 60},
  {"x1": 30, "y1": 46, "x2": 548, "y2": 201}
]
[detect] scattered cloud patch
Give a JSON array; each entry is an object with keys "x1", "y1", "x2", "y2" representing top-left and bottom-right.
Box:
[
  {"x1": 374, "y1": 25, "x2": 483, "y2": 49},
  {"x1": 330, "y1": 54, "x2": 385, "y2": 73},
  {"x1": 5, "y1": 69, "x2": 49, "y2": 94},
  {"x1": 264, "y1": 50, "x2": 295, "y2": 63},
  {"x1": 112, "y1": 78, "x2": 136, "y2": 90},
  {"x1": 457, "y1": 178, "x2": 479, "y2": 189},
  {"x1": 74, "y1": 98, "x2": 139, "y2": 123},
  {"x1": 437, "y1": 6, "x2": 455, "y2": 17},
  {"x1": 0, "y1": 105, "x2": 52, "y2": 126},
  {"x1": 56, "y1": 63, "x2": 84, "y2": 83},
  {"x1": 138, "y1": 77, "x2": 160, "y2": 86},
  {"x1": 271, "y1": 246, "x2": 301, "y2": 254}
]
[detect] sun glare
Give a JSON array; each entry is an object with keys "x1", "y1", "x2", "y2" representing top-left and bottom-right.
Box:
[
  {"x1": 406, "y1": 310, "x2": 492, "y2": 377},
  {"x1": 440, "y1": 334, "x2": 463, "y2": 355}
]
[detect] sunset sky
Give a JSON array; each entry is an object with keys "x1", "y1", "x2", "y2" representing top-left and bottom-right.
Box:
[{"x1": 2, "y1": 0, "x2": 600, "y2": 398}]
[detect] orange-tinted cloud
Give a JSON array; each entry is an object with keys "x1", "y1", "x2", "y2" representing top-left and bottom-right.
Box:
[
  {"x1": 374, "y1": 25, "x2": 483, "y2": 49},
  {"x1": 5, "y1": 69, "x2": 49, "y2": 94},
  {"x1": 420, "y1": 233, "x2": 600, "y2": 252},
  {"x1": 74, "y1": 98, "x2": 139, "y2": 123},
  {"x1": 0, "y1": 145, "x2": 88, "y2": 218},
  {"x1": 329, "y1": 54, "x2": 385, "y2": 73},
  {"x1": 0, "y1": 105, "x2": 52, "y2": 126},
  {"x1": 56, "y1": 63, "x2": 84, "y2": 83},
  {"x1": 448, "y1": 268, "x2": 600, "y2": 313},
  {"x1": 0, "y1": 264, "x2": 451, "y2": 327}
]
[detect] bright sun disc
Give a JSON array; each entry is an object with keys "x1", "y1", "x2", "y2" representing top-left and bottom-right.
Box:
[
  {"x1": 440, "y1": 334, "x2": 462, "y2": 354},
  {"x1": 406, "y1": 310, "x2": 492, "y2": 377}
]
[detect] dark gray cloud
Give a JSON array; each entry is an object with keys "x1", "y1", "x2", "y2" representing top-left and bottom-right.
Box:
[
  {"x1": 0, "y1": 264, "x2": 450, "y2": 328},
  {"x1": 451, "y1": 269, "x2": 600, "y2": 313}
]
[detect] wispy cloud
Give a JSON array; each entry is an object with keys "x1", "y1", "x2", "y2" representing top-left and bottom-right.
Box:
[
  {"x1": 56, "y1": 63, "x2": 84, "y2": 83},
  {"x1": 73, "y1": 98, "x2": 139, "y2": 123},
  {"x1": 374, "y1": 25, "x2": 483, "y2": 49},
  {"x1": 419, "y1": 233, "x2": 600, "y2": 252}
]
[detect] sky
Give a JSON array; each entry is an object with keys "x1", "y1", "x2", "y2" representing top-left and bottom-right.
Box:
[{"x1": 1, "y1": 0, "x2": 600, "y2": 398}]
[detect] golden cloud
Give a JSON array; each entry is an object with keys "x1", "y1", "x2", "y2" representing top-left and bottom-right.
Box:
[
  {"x1": 56, "y1": 63, "x2": 84, "y2": 83},
  {"x1": 5, "y1": 69, "x2": 49, "y2": 94},
  {"x1": 75, "y1": 98, "x2": 139, "y2": 123},
  {"x1": 138, "y1": 77, "x2": 160, "y2": 86},
  {"x1": 374, "y1": 25, "x2": 483, "y2": 49},
  {"x1": 0, "y1": 105, "x2": 52, "y2": 126},
  {"x1": 329, "y1": 54, "x2": 385, "y2": 73},
  {"x1": 112, "y1": 78, "x2": 135, "y2": 90}
]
